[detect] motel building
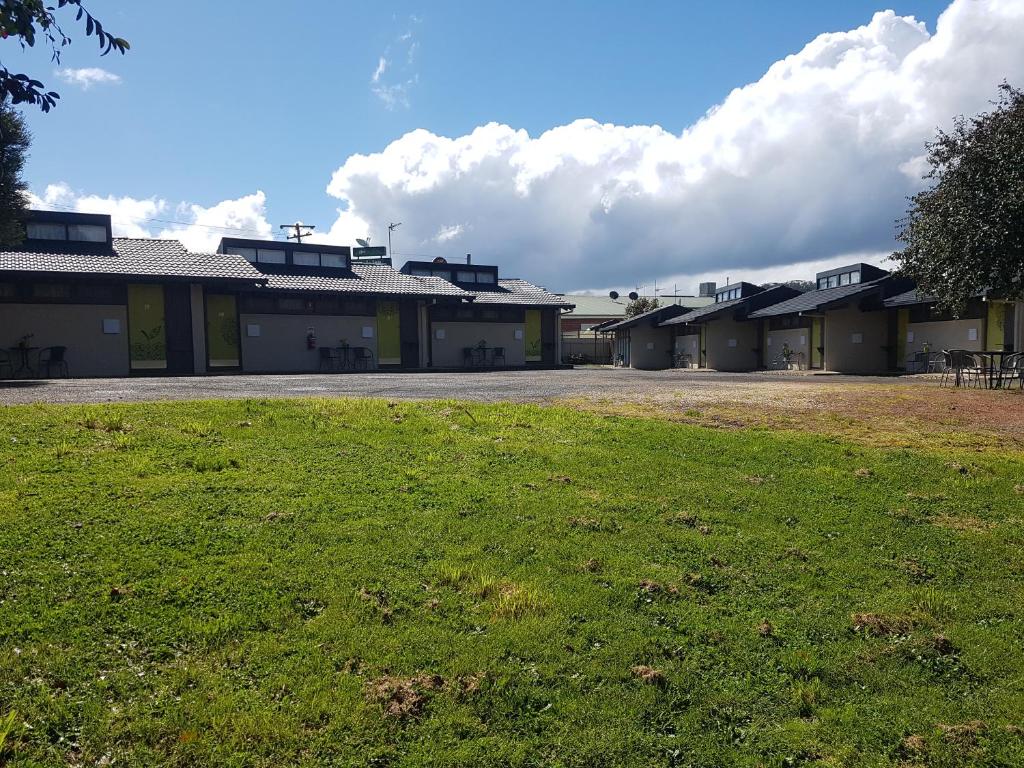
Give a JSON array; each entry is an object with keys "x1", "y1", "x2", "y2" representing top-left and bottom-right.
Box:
[{"x1": 0, "y1": 210, "x2": 571, "y2": 378}]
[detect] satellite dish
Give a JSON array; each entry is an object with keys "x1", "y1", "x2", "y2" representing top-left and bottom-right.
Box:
[
  {"x1": 356, "y1": 238, "x2": 370, "y2": 248},
  {"x1": 628, "y1": 291, "x2": 639, "y2": 301},
  {"x1": 609, "y1": 290, "x2": 619, "y2": 300}
]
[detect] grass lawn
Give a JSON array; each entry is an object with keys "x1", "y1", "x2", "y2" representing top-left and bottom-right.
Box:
[{"x1": 1, "y1": 398, "x2": 1022, "y2": 767}]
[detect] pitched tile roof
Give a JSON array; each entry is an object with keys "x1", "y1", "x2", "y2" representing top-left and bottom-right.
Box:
[
  {"x1": 466, "y1": 279, "x2": 574, "y2": 307},
  {"x1": 0, "y1": 238, "x2": 264, "y2": 282},
  {"x1": 748, "y1": 278, "x2": 889, "y2": 318},
  {"x1": 257, "y1": 263, "x2": 473, "y2": 297}
]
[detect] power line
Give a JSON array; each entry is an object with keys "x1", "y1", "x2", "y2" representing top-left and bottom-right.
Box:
[{"x1": 33, "y1": 201, "x2": 289, "y2": 240}]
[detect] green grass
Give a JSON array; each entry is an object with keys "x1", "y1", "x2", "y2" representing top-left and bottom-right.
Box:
[{"x1": 0, "y1": 398, "x2": 1022, "y2": 767}]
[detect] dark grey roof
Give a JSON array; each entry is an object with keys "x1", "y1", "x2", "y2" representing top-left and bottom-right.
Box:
[
  {"x1": 602, "y1": 304, "x2": 690, "y2": 331},
  {"x1": 662, "y1": 294, "x2": 748, "y2": 325},
  {"x1": 466, "y1": 279, "x2": 574, "y2": 308},
  {"x1": 662, "y1": 285, "x2": 800, "y2": 326},
  {"x1": 884, "y1": 289, "x2": 937, "y2": 308},
  {"x1": 258, "y1": 264, "x2": 473, "y2": 297},
  {"x1": 0, "y1": 238, "x2": 264, "y2": 282},
  {"x1": 749, "y1": 278, "x2": 887, "y2": 318}
]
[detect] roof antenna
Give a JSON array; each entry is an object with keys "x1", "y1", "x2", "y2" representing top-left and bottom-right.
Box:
[
  {"x1": 387, "y1": 222, "x2": 402, "y2": 255},
  {"x1": 280, "y1": 222, "x2": 315, "y2": 243}
]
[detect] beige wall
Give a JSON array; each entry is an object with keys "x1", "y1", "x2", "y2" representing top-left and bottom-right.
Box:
[
  {"x1": 673, "y1": 332, "x2": 700, "y2": 367},
  {"x1": 627, "y1": 324, "x2": 674, "y2": 369},
  {"x1": 430, "y1": 322, "x2": 525, "y2": 367},
  {"x1": 0, "y1": 303, "x2": 129, "y2": 377},
  {"x1": 906, "y1": 319, "x2": 983, "y2": 356},
  {"x1": 765, "y1": 327, "x2": 811, "y2": 369},
  {"x1": 705, "y1": 317, "x2": 759, "y2": 371},
  {"x1": 240, "y1": 313, "x2": 378, "y2": 372},
  {"x1": 824, "y1": 306, "x2": 888, "y2": 373}
]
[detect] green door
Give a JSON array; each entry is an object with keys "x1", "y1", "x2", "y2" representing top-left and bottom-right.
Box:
[
  {"x1": 127, "y1": 284, "x2": 167, "y2": 371},
  {"x1": 525, "y1": 310, "x2": 542, "y2": 362},
  {"x1": 206, "y1": 294, "x2": 240, "y2": 368},
  {"x1": 377, "y1": 300, "x2": 401, "y2": 365}
]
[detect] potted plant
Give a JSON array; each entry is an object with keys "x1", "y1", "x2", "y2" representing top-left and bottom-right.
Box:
[{"x1": 781, "y1": 342, "x2": 794, "y2": 368}]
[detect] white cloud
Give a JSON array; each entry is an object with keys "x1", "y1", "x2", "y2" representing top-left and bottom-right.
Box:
[
  {"x1": 27, "y1": 185, "x2": 274, "y2": 252},
  {"x1": 55, "y1": 67, "x2": 122, "y2": 89},
  {"x1": 371, "y1": 17, "x2": 420, "y2": 110},
  {"x1": 330, "y1": 0, "x2": 1024, "y2": 292}
]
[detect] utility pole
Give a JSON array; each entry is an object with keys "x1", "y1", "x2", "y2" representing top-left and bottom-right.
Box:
[
  {"x1": 387, "y1": 222, "x2": 402, "y2": 255},
  {"x1": 279, "y1": 222, "x2": 316, "y2": 243}
]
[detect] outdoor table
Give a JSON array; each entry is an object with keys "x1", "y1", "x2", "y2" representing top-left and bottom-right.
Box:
[
  {"x1": 906, "y1": 351, "x2": 930, "y2": 373},
  {"x1": 466, "y1": 347, "x2": 495, "y2": 367},
  {"x1": 7, "y1": 347, "x2": 39, "y2": 378},
  {"x1": 336, "y1": 346, "x2": 372, "y2": 370},
  {"x1": 981, "y1": 350, "x2": 1014, "y2": 389}
]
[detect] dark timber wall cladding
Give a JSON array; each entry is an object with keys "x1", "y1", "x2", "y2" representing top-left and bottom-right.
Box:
[
  {"x1": 164, "y1": 283, "x2": 195, "y2": 376},
  {"x1": 541, "y1": 309, "x2": 557, "y2": 364},
  {"x1": 399, "y1": 300, "x2": 419, "y2": 368}
]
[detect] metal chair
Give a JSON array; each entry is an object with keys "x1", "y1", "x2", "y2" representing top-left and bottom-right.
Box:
[
  {"x1": 997, "y1": 352, "x2": 1023, "y2": 389},
  {"x1": 352, "y1": 347, "x2": 374, "y2": 370},
  {"x1": 941, "y1": 350, "x2": 985, "y2": 388},
  {"x1": 318, "y1": 346, "x2": 340, "y2": 372},
  {"x1": 926, "y1": 351, "x2": 947, "y2": 374},
  {"x1": 491, "y1": 346, "x2": 506, "y2": 366},
  {"x1": 37, "y1": 346, "x2": 69, "y2": 378},
  {"x1": 0, "y1": 349, "x2": 12, "y2": 379}
]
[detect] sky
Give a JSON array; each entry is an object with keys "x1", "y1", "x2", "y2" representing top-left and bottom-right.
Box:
[{"x1": 9, "y1": 0, "x2": 1024, "y2": 294}]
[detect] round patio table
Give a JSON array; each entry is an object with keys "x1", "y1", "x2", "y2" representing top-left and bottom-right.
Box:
[{"x1": 7, "y1": 346, "x2": 39, "y2": 378}]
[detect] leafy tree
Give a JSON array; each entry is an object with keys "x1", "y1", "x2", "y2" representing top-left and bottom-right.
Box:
[
  {"x1": 1, "y1": 0, "x2": 129, "y2": 112},
  {"x1": 893, "y1": 83, "x2": 1023, "y2": 310},
  {"x1": 0, "y1": 98, "x2": 30, "y2": 246},
  {"x1": 760, "y1": 280, "x2": 815, "y2": 293},
  {"x1": 624, "y1": 296, "x2": 659, "y2": 317}
]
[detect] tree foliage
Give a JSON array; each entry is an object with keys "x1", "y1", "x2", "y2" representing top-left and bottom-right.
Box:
[
  {"x1": 761, "y1": 280, "x2": 815, "y2": 293},
  {"x1": 893, "y1": 82, "x2": 1024, "y2": 310},
  {"x1": 1, "y1": 0, "x2": 129, "y2": 112},
  {"x1": 624, "y1": 296, "x2": 660, "y2": 317},
  {"x1": 0, "y1": 99, "x2": 30, "y2": 246}
]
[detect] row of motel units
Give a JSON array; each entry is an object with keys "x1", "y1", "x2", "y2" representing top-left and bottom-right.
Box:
[
  {"x1": 0, "y1": 210, "x2": 572, "y2": 377},
  {"x1": 605, "y1": 262, "x2": 1022, "y2": 373}
]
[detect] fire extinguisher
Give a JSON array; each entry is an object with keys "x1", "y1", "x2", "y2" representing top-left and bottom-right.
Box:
[{"x1": 306, "y1": 327, "x2": 316, "y2": 349}]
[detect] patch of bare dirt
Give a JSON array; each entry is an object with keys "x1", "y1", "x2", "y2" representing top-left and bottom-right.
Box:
[
  {"x1": 558, "y1": 379, "x2": 1024, "y2": 451},
  {"x1": 365, "y1": 674, "x2": 444, "y2": 719},
  {"x1": 851, "y1": 612, "x2": 915, "y2": 637}
]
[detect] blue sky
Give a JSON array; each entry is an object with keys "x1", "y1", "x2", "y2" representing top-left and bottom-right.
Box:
[{"x1": 11, "y1": 0, "x2": 1023, "y2": 291}]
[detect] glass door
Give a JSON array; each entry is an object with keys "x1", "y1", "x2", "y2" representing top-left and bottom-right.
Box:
[
  {"x1": 127, "y1": 284, "x2": 167, "y2": 371},
  {"x1": 205, "y1": 294, "x2": 241, "y2": 369}
]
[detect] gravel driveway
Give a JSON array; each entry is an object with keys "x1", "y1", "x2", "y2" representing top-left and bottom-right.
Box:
[{"x1": 0, "y1": 367, "x2": 928, "y2": 406}]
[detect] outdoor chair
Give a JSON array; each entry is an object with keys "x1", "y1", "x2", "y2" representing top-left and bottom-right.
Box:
[
  {"x1": 352, "y1": 347, "x2": 373, "y2": 371},
  {"x1": 997, "y1": 352, "x2": 1024, "y2": 389},
  {"x1": 318, "y1": 346, "x2": 341, "y2": 372},
  {"x1": 491, "y1": 347, "x2": 506, "y2": 366},
  {"x1": 0, "y1": 349, "x2": 12, "y2": 379},
  {"x1": 37, "y1": 346, "x2": 69, "y2": 378},
  {"x1": 926, "y1": 351, "x2": 947, "y2": 374},
  {"x1": 941, "y1": 349, "x2": 985, "y2": 388}
]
